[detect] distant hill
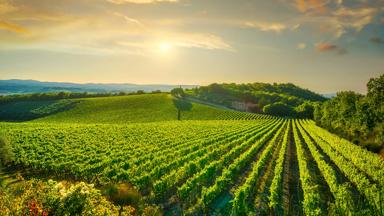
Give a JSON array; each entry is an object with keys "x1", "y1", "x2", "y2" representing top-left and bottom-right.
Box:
[
  {"x1": 322, "y1": 93, "x2": 336, "y2": 98},
  {"x1": 0, "y1": 79, "x2": 197, "y2": 95},
  {"x1": 0, "y1": 93, "x2": 268, "y2": 123}
]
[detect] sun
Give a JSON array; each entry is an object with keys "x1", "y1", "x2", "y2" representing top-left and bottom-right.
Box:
[{"x1": 159, "y1": 42, "x2": 172, "y2": 53}]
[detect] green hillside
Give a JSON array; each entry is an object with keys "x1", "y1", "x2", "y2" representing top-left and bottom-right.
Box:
[{"x1": 28, "y1": 93, "x2": 264, "y2": 124}]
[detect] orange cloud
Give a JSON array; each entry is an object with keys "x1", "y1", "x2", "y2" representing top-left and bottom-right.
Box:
[
  {"x1": 296, "y1": 0, "x2": 329, "y2": 13},
  {"x1": 315, "y1": 42, "x2": 346, "y2": 54},
  {"x1": 316, "y1": 42, "x2": 337, "y2": 51},
  {"x1": 0, "y1": 20, "x2": 28, "y2": 33},
  {"x1": 296, "y1": 0, "x2": 307, "y2": 12}
]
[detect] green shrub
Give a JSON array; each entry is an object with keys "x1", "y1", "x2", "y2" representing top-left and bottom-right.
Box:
[{"x1": 0, "y1": 179, "x2": 135, "y2": 216}]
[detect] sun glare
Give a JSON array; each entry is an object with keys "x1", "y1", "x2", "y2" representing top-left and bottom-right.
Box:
[{"x1": 159, "y1": 42, "x2": 172, "y2": 53}]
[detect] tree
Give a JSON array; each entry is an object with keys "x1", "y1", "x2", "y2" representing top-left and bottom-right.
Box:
[
  {"x1": 367, "y1": 74, "x2": 384, "y2": 122},
  {"x1": 313, "y1": 74, "x2": 384, "y2": 153},
  {"x1": 173, "y1": 98, "x2": 192, "y2": 120},
  {"x1": 295, "y1": 101, "x2": 315, "y2": 119},
  {"x1": 263, "y1": 102, "x2": 294, "y2": 117},
  {"x1": 170, "y1": 88, "x2": 184, "y2": 98}
]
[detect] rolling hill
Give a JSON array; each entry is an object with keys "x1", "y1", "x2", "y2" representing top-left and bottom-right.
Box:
[
  {"x1": 0, "y1": 93, "x2": 266, "y2": 123},
  {"x1": 0, "y1": 79, "x2": 197, "y2": 95}
]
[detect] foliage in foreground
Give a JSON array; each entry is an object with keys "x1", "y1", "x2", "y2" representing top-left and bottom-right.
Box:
[{"x1": 0, "y1": 178, "x2": 132, "y2": 216}]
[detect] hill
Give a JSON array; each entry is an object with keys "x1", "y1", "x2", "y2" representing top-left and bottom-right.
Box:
[
  {"x1": 188, "y1": 83, "x2": 327, "y2": 117},
  {"x1": 0, "y1": 79, "x2": 197, "y2": 95},
  {"x1": 0, "y1": 93, "x2": 267, "y2": 123}
]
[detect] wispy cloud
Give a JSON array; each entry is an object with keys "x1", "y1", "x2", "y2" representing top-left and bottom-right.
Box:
[
  {"x1": 116, "y1": 32, "x2": 233, "y2": 52},
  {"x1": 112, "y1": 12, "x2": 144, "y2": 27},
  {"x1": 107, "y1": 0, "x2": 178, "y2": 4},
  {"x1": 0, "y1": 20, "x2": 28, "y2": 33},
  {"x1": 244, "y1": 21, "x2": 287, "y2": 33},
  {"x1": 171, "y1": 33, "x2": 233, "y2": 51},
  {"x1": 333, "y1": 7, "x2": 377, "y2": 32}
]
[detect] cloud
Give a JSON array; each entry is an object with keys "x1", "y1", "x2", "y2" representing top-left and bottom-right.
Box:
[
  {"x1": 171, "y1": 33, "x2": 233, "y2": 51},
  {"x1": 369, "y1": 37, "x2": 384, "y2": 44},
  {"x1": 316, "y1": 42, "x2": 337, "y2": 51},
  {"x1": 112, "y1": 12, "x2": 144, "y2": 27},
  {"x1": 107, "y1": 0, "x2": 178, "y2": 4},
  {"x1": 315, "y1": 42, "x2": 346, "y2": 54},
  {"x1": 116, "y1": 32, "x2": 233, "y2": 52},
  {"x1": 244, "y1": 21, "x2": 287, "y2": 33},
  {"x1": 333, "y1": 7, "x2": 377, "y2": 32},
  {"x1": 0, "y1": 1, "x2": 16, "y2": 14},
  {"x1": 0, "y1": 20, "x2": 28, "y2": 33},
  {"x1": 293, "y1": 0, "x2": 382, "y2": 38},
  {"x1": 295, "y1": 0, "x2": 329, "y2": 13}
]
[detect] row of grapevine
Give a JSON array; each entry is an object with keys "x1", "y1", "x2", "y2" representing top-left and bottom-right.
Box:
[
  {"x1": 296, "y1": 121, "x2": 355, "y2": 214},
  {"x1": 302, "y1": 120, "x2": 384, "y2": 187},
  {"x1": 230, "y1": 120, "x2": 288, "y2": 215},
  {"x1": 300, "y1": 120, "x2": 384, "y2": 213},
  {"x1": 292, "y1": 120, "x2": 323, "y2": 216},
  {"x1": 152, "y1": 119, "x2": 278, "y2": 200},
  {"x1": 200, "y1": 120, "x2": 285, "y2": 211},
  {"x1": 268, "y1": 120, "x2": 291, "y2": 214},
  {"x1": 132, "y1": 122, "x2": 265, "y2": 187},
  {"x1": 177, "y1": 119, "x2": 282, "y2": 207}
]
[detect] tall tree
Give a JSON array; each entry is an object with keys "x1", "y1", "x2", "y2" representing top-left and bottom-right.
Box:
[{"x1": 173, "y1": 98, "x2": 192, "y2": 120}]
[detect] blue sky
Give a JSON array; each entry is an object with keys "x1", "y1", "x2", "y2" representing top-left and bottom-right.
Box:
[{"x1": 0, "y1": 0, "x2": 383, "y2": 93}]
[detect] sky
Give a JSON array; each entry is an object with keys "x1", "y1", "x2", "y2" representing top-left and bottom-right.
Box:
[{"x1": 0, "y1": 0, "x2": 383, "y2": 93}]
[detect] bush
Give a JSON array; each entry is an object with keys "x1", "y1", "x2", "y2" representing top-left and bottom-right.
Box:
[{"x1": 0, "y1": 179, "x2": 135, "y2": 216}]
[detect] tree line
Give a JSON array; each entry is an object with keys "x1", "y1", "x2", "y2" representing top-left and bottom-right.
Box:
[
  {"x1": 314, "y1": 74, "x2": 383, "y2": 154},
  {"x1": 0, "y1": 90, "x2": 163, "y2": 105}
]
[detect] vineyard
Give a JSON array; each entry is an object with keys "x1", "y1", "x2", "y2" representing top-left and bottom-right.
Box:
[
  {"x1": 1, "y1": 117, "x2": 383, "y2": 215},
  {"x1": 30, "y1": 94, "x2": 270, "y2": 123}
]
